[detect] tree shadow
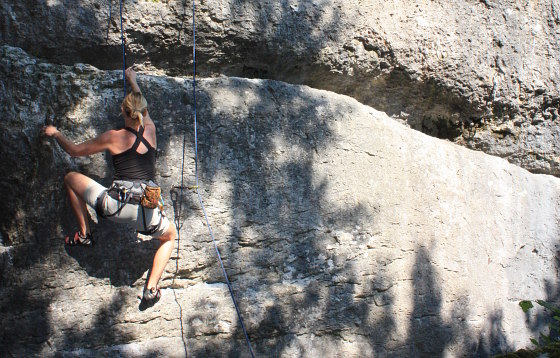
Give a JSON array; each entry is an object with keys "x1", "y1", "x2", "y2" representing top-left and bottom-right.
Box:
[
  {"x1": 56, "y1": 288, "x2": 135, "y2": 354},
  {"x1": 64, "y1": 223, "x2": 158, "y2": 287},
  {"x1": 0, "y1": 242, "x2": 53, "y2": 356},
  {"x1": 177, "y1": 76, "x2": 387, "y2": 356},
  {"x1": 0, "y1": 42, "x2": 196, "y2": 355},
  {"x1": 404, "y1": 245, "x2": 516, "y2": 357},
  {"x1": 406, "y1": 245, "x2": 452, "y2": 356},
  {"x1": 516, "y1": 256, "x2": 560, "y2": 351},
  {"x1": 2, "y1": 32, "x2": 558, "y2": 357}
]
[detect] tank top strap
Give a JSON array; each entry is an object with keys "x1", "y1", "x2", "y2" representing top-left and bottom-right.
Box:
[{"x1": 125, "y1": 126, "x2": 153, "y2": 151}]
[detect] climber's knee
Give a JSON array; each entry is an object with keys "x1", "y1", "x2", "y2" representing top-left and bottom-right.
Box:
[
  {"x1": 64, "y1": 171, "x2": 91, "y2": 191},
  {"x1": 64, "y1": 171, "x2": 79, "y2": 187},
  {"x1": 160, "y1": 224, "x2": 176, "y2": 244}
]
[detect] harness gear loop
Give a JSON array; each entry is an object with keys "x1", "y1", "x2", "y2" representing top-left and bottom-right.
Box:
[{"x1": 95, "y1": 182, "x2": 132, "y2": 219}]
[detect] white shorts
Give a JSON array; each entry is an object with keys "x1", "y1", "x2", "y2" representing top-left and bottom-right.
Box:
[{"x1": 82, "y1": 179, "x2": 170, "y2": 238}]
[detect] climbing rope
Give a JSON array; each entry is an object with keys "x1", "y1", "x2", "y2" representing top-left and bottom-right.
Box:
[
  {"x1": 109, "y1": 1, "x2": 254, "y2": 355},
  {"x1": 107, "y1": 0, "x2": 126, "y2": 96},
  {"x1": 119, "y1": 0, "x2": 126, "y2": 97},
  {"x1": 174, "y1": 1, "x2": 256, "y2": 356},
  {"x1": 106, "y1": 0, "x2": 112, "y2": 42}
]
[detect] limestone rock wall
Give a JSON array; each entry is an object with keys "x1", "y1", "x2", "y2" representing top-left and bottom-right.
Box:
[
  {"x1": 1, "y1": 0, "x2": 559, "y2": 177},
  {"x1": 1, "y1": 46, "x2": 560, "y2": 357}
]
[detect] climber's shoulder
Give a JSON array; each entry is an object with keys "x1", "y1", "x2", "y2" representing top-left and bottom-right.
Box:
[{"x1": 93, "y1": 129, "x2": 130, "y2": 155}]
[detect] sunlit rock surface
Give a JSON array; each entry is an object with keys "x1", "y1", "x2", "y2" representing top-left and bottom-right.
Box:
[
  {"x1": 1, "y1": 46, "x2": 559, "y2": 357},
  {"x1": 1, "y1": 0, "x2": 559, "y2": 176}
]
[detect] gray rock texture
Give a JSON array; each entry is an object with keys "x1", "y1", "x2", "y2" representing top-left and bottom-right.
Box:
[
  {"x1": 2, "y1": 0, "x2": 560, "y2": 176},
  {"x1": 1, "y1": 46, "x2": 560, "y2": 357}
]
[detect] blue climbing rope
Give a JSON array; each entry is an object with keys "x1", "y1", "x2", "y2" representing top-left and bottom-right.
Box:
[
  {"x1": 106, "y1": 0, "x2": 112, "y2": 42},
  {"x1": 106, "y1": 0, "x2": 125, "y2": 96},
  {"x1": 119, "y1": 0, "x2": 126, "y2": 97},
  {"x1": 186, "y1": 1, "x2": 255, "y2": 356},
  {"x1": 111, "y1": 0, "x2": 255, "y2": 354}
]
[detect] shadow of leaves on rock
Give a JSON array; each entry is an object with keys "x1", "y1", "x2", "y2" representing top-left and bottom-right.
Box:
[
  {"x1": 55, "y1": 289, "x2": 136, "y2": 356},
  {"x1": 406, "y1": 245, "x2": 452, "y2": 356},
  {"x1": 405, "y1": 245, "x2": 514, "y2": 357},
  {"x1": 64, "y1": 223, "x2": 157, "y2": 287},
  {"x1": 3, "y1": 40, "x2": 556, "y2": 357},
  {"x1": 178, "y1": 77, "x2": 384, "y2": 356}
]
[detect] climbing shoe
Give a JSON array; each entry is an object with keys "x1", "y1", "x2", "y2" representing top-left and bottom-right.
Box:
[
  {"x1": 65, "y1": 231, "x2": 94, "y2": 247},
  {"x1": 143, "y1": 286, "x2": 161, "y2": 302},
  {"x1": 139, "y1": 285, "x2": 161, "y2": 310}
]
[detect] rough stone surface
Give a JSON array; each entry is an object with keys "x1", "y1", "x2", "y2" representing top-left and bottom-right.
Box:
[
  {"x1": 2, "y1": 46, "x2": 560, "y2": 357},
  {"x1": 1, "y1": 0, "x2": 559, "y2": 176}
]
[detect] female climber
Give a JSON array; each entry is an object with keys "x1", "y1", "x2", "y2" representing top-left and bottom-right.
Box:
[{"x1": 41, "y1": 68, "x2": 176, "y2": 304}]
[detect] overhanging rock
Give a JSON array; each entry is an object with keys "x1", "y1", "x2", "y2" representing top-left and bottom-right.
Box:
[
  {"x1": 3, "y1": 1, "x2": 560, "y2": 176},
  {"x1": 1, "y1": 46, "x2": 559, "y2": 357}
]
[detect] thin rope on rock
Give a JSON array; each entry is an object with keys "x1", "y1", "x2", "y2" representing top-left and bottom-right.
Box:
[
  {"x1": 119, "y1": 0, "x2": 126, "y2": 97},
  {"x1": 106, "y1": 0, "x2": 112, "y2": 43},
  {"x1": 174, "y1": 1, "x2": 256, "y2": 356}
]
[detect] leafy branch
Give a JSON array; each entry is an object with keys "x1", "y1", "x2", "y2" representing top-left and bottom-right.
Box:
[{"x1": 519, "y1": 300, "x2": 560, "y2": 346}]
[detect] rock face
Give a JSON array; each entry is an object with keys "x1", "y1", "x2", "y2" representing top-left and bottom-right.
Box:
[
  {"x1": 2, "y1": 46, "x2": 560, "y2": 357},
  {"x1": 2, "y1": 1, "x2": 560, "y2": 177}
]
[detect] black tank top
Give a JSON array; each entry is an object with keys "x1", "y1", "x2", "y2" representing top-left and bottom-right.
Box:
[{"x1": 112, "y1": 126, "x2": 156, "y2": 181}]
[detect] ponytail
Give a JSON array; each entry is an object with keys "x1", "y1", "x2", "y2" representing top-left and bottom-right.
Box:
[
  {"x1": 122, "y1": 92, "x2": 148, "y2": 127},
  {"x1": 136, "y1": 111, "x2": 144, "y2": 127}
]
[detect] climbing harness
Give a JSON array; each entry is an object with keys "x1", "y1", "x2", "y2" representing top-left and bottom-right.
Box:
[
  {"x1": 94, "y1": 182, "x2": 133, "y2": 219},
  {"x1": 174, "y1": 1, "x2": 256, "y2": 356},
  {"x1": 94, "y1": 180, "x2": 165, "y2": 235}
]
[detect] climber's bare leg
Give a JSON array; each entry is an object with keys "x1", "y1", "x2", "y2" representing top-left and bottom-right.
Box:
[
  {"x1": 64, "y1": 171, "x2": 93, "y2": 236},
  {"x1": 146, "y1": 225, "x2": 176, "y2": 290}
]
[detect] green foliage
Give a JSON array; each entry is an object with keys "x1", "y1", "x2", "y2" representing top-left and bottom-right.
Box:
[
  {"x1": 494, "y1": 342, "x2": 560, "y2": 357},
  {"x1": 536, "y1": 300, "x2": 560, "y2": 316},
  {"x1": 519, "y1": 300, "x2": 560, "y2": 347},
  {"x1": 519, "y1": 300, "x2": 533, "y2": 313},
  {"x1": 496, "y1": 303, "x2": 560, "y2": 357}
]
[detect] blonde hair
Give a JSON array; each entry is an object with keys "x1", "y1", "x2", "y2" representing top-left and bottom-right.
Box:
[{"x1": 122, "y1": 91, "x2": 148, "y2": 127}]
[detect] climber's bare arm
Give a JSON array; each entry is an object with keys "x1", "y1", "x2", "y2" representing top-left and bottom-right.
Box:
[
  {"x1": 125, "y1": 67, "x2": 155, "y2": 128},
  {"x1": 42, "y1": 125, "x2": 117, "y2": 157},
  {"x1": 126, "y1": 67, "x2": 142, "y2": 94}
]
